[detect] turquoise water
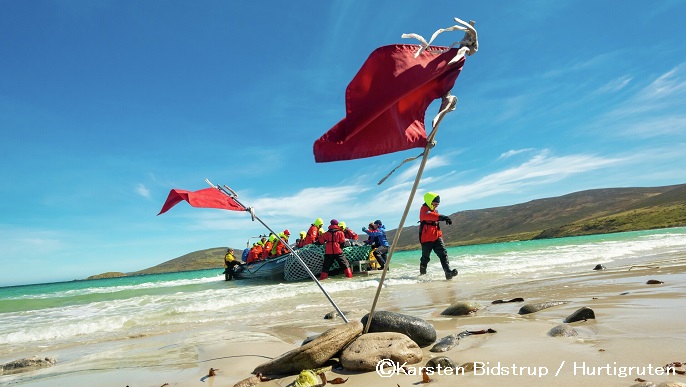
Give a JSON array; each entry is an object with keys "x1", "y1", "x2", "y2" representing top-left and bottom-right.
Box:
[{"x1": 1, "y1": 228, "x2": 685, "y2": 368}]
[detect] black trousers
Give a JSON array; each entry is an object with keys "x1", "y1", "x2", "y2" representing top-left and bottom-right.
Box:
[
  {"x1": 420, "y1": 237, "x2": 451, "y2": 273},
  {"x1": 224, "y1": 261, "x2": 239, "y2": 280},
  {"x1": 373, "y1": 245, "x2": 388, "y2": 268},
  {"x1": 321, "y1": 253, "x2": 350, "y2": 274}
]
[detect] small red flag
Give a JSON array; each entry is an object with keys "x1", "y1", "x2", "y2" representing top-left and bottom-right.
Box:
[
  {"x1": 157, "y1": 188, "x2": 244, "y2": 215},
  {"x1": 313, "y1": 44, "x2": 465, "y2": 163}
]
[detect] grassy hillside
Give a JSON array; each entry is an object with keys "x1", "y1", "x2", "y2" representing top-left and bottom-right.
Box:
[
  {"x1": 129, "y1": 247, "x2": 230, "y2": 275},
  {"x1": 88, "y1": 184, "x2": 685, "y2": 279},
  {"x1": 389, "y1": 184, "x2": 686, "y2": 250}
]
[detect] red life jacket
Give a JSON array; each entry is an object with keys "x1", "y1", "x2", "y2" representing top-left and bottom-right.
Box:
[
  {"x1": 419, "y1": 203, "x2": 442, "y2": 243},
  {"x1": 343, "y1": 228, "x2": 359, "y2": 240},
  {"x1": 319, "y1": 226, "x2": 345, "y2": 254},
  {"x1": 303, "y1": 224, "x2": 319, "y2": 245},
  {"x1": 261, "y1": 241, "x2": 273, "y2": 259},
  {"x1": 246, "y1": 245, "x2": 263, "y2": 263}
]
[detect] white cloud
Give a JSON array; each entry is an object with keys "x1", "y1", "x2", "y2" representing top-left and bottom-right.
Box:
[
  {"x1": 595, "y1": 76, "x2": 633, "y2": 94},
  {"x1": 497, "y1": 148, "x2": 535, "y2": 160},
  {"x1": 136, "y1": 183, "x2": 150, "y2": 198},
  {"x1": 590, "y1": 62, "x2": 686, "y2": 138},
  {"x1": 638, "y1": 65, "x2": 686, "y2": 103},
  {"x1": 436, "y1": 150, "x2": 624, "y2": 206}
]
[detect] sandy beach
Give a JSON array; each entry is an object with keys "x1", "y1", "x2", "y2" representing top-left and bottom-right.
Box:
[{"x1": 7, "y1": 252, "x2": 686, "y2": 387}]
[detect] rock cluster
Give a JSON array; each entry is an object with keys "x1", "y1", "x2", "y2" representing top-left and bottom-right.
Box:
[
  {"x1": 253, "y1": 321, "x2": 362, "y2": 375},
  {"x1": 361, "y1": 310, "x2": 436, "y2": 347}
]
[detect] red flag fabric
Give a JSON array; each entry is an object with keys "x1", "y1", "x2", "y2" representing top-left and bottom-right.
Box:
[
  {"x1": 313, "y1": 44, "x2": 465, "y2": 163},
  {"x1": 157, "y1": 188, "x2": 244, "y2": 215}
]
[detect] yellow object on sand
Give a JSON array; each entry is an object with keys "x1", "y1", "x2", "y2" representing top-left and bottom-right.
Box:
[{"x1": 294, "y1": 370, "x2": 318, "y2": 387}]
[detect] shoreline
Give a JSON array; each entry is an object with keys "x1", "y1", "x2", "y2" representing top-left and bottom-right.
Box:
[{"x1": 4, "y1": 254, "x2": 686, "y2": 386}]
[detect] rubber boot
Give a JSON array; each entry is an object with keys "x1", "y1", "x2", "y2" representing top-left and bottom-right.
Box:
[
  {"x1": 319, "y1": 272, "x2": 329, "y2": 281},
  {"x1": 344, "y1": 267, "x2": 353, "y2": 278},
  {"x1": 419, "y1": 264, "x2": 427, "y2": 275},
  {"x1": 445, "y1": 269, "x2": 458, "y2": 280}
]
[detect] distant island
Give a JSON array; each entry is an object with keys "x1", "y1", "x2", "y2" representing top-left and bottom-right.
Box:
[{"x1": 88, "y1": 183, "x2": 686, "y2": 280}]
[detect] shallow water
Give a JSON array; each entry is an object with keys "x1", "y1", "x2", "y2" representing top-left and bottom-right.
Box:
[{"x1": 1, "y1": 228, "x2": 685, "y2": 382}]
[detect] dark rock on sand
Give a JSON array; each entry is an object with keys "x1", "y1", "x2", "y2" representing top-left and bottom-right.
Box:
[
  {"x1": 426, "y1": 356, "x2": 457, "y2": 370},
  {"x1": 548, "y1": 324, "x2": 579, "y2": 337},
  {"x1": 593, "y1": 264, "x2": 606, "y2": 270},
  {"x1": 646, "y1": 279, "x2": 664, "y2": 284},
  {"x1": 301, "y1": 335, "x2": 318, "y2": 346},
  {"x1": 491, "y1": 297, "x2": 524, "y2": 304},
  {"x1": 430, "y1": 329, "x2": 496, "y2": 352},
  {"x1": 361, "y1": 311, "x2": 436, "y2": 347},
  {"x1": 340, "y1": 332, "x2": 422, "y2": 372},
  {"x1": 323, "y1": 308, "x2": 367, "y2": 320},
  {"x1": 253, "y1": 321, "x2": 362, "y2": 376},
  {"x1": 441, "y1": 301, "x2": 479, "y2": 316},
  {"x1": 1, "y1": 356, "x2": 56, "y2": 374},
  {"x1": 518, "y1": 301, "x2": 569, "y2": 315},
  {"x1": 564, "y1": 307, "x2": 596, "y2": 323},
  {"x1": 430, "y1": 334, "x2": 461, "y2": 352},
  {"x1": 324, "y1": 310, "x2": 351, "y2": 319}
]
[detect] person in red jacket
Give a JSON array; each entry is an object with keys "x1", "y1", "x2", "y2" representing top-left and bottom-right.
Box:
[
  {"x1": 246, "y1": 241, "x2": 264, "y2": 264},
  {"x1": 295, "y1": 231, "x2": 306, "y2": 248},
  {"x1": 303, "y1": 218, "x2": 324, "y2": 246},
  {"x1": 339, "y1": 221, "x2": 358, "y2": 241},
  {"x1": 419, "y1": 192, "x2": 458, "y2": 280},
  {"x1": 273, "y1": 230, "x2": 291, "y2": 256},
  {"x1": 318, "y1": 219, "x2": 352, "y2": 280},
  {"x1": 262, "y1": 234, "x2": 275, "y2": 259}
]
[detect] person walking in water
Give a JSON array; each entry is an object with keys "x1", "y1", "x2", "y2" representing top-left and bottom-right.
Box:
[{"x1": 419, "y1": 192, "x2": 458, "y2": 280}]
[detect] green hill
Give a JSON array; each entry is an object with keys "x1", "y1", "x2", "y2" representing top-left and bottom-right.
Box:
[
  {"x1": 87, "y1": 183, "x2": 686, "y2": 279},
  {"x1": 130, "y1": 247, "x2": 231, "y2": 275},
  {"x1": 388, "y1": 183, "x2": 686, "y2": 250}
]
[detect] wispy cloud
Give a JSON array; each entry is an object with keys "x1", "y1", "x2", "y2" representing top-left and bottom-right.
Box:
[
  {"x1": 597, "y1": 62, "x2": 686, "y2": 137},
  {"x1": 136, "y1": 183, "x2": 150, "y2": 198},
  {"x1": 0, "y1": 226, "x2": 65, "y2": 257},
  {"x1": 437, "y1": 150, "x2": 624, "y2": 205},
  {"x1": 498, "y1": 148, "x2": 535, "y2": 160},
  {"x1": 594, "y1": 75, "x2": 633, "y2": 95},
  {"x1": 637, "y1": 65, "x2": 686, "y2": 103}
]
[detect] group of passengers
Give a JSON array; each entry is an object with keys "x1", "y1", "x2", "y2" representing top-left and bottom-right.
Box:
[
  {"x1": 224, "y1": 191, "x2": 458, "y2": 282},
  {"x1": 301, "y1": 218, "x2": 389, "y2": 281},
  {"x1": 223, "y1": 217, "x2": 389, "y2": 281}
]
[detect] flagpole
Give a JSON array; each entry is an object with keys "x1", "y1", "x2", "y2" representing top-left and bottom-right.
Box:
[
  {"x1": 362, "y1": 18, "x2": 476, "y2": 335},
  {"x1": 205, "y1": 179, "x2": 349, "y2": 323},
  {"x1": 363, "y1": 94, "x2": 456, "y2": 334}
]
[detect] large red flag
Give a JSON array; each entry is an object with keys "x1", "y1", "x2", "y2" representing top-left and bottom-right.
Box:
[
  {"x1": 157, "y1": 188, "x2": 244, "y2": 215},
  {"x1": 313, "y1": 44, "x2": 465, "y2": 163}
]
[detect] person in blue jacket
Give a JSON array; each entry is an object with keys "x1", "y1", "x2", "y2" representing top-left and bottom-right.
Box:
[{"x1": 362, "y1": 222, "x2": 388, "y2": 269}]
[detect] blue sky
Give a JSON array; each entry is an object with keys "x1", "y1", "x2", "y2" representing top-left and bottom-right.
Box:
[{"x1": 1, "y1": 1, "x2": 685, "y2": 287}]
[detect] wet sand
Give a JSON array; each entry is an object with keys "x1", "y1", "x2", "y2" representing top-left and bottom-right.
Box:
[{"x1": 7, "y1": 255, "x2": 686, "y2": 387}]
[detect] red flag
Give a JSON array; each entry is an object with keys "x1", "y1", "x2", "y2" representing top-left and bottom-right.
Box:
[
  {"x1": 157, "y1": 188, "x2": 244, "y2": 215},
  {"x1": 313, "y1": 44, "x2": 465, "y2": 163}
]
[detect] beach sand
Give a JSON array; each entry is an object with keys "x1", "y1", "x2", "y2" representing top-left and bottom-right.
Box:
[{"x1": 8, "y1": 255, "x2": 686, "y2": 387}]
